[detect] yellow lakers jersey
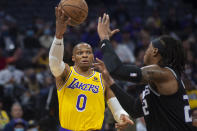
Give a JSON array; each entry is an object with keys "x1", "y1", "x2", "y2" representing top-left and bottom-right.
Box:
[{"x1": 57, "y1": 66, "x2": 105, "y2": 131}]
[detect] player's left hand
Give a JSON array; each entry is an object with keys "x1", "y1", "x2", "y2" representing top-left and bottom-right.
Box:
[
  {"x1": 115, "y1": 114, "x2": 134, "y2": 131},
  {"x1": 93, "y1": 58, "x2": 115, "y2": 87},
  {"x1": 97, "y1": 13, "x2": 120, "y2": 41}
]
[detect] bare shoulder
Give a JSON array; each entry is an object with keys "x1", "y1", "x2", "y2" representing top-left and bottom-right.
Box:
[
  {"x1": 55, "y1": 64, "x2": 71, "y2": 90},
  {"x1": 141, "y1": 65, "x2": 178, "y2": 95},
  {"x1": 141, "y1": 64, "x2": 174, "y2": 83}
]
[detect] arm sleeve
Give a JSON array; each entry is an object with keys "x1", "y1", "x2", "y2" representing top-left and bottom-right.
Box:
[
  {"x1": 109, "y1": 83, "x2": 143, "y2": 118},
  {"x1": 49, "y1": 37, "x2": 65, "y2": 77},
  {"x1": 101, "y1": 40, "x2": 142, "y2": 83}
]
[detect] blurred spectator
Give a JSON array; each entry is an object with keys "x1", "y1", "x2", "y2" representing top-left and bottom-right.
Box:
[
  {"x1": 121, "y1": 30, "x2": 136, "y2": 53},
  {"x1": 13, "y1": 119, "x2": 27, "y2": 131},
  {"x1": 164, "y1": 7, "x2": 180, "y2": 32},
  {"x1": 3, "y1": 103, "x2": 28, "y2": 131},
  {"x1": 81, "y1": 20, "x2": 99, "y2": 47},
  {"x1": 39, "y1": 27, "x2": 53, "y2": 49},
  {"x1": 0, "y1": 63, "x2": 24, "y2": 97},
  {"x1": 27, "y1": 120, "x2": 38, "y2": 131},
  {"x1": 0, "y1": 48, "x2": 6, "y2": 70},
  {"x1": 111, "y1": 39, "x2": 135, "y2": 63},
  {"x1": 0, "y1": 99, "x2": 9, "y2": 130},
  {"x1": 112, "y1": 4, "x2": 130, "y2": 25},
  {"x1": 134, "y1": 48, "x2": 145, "y2": 67},
  {"x1": 32, "y1": 48, "x2": 49, "y2": 72},
  {"x1": 23, "y1": 30, "x2": 40, "y2": 49}
]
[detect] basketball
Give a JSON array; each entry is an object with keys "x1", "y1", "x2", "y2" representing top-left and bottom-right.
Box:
[{"x1": 59, "y1": 0, "x2": 88, "y2": 26}]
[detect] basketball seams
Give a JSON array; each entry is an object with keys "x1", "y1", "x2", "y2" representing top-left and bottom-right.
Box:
[
  {"x1": 59, "y1": 0, "x2": 88, "y2": 26},
  {"x1": 61, "y1": 4, "x2": 88, "y2": 13},
  {"x1": 63, "y1": 9, "x2": 81, "y2": 24}
]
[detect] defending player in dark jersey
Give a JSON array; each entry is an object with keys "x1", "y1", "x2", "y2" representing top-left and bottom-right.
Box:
[{"x1": 94, "y1": 14, "x2": 194, "y2": 131}]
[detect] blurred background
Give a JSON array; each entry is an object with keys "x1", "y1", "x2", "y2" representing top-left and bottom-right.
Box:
[{"x1": 0, "y1": 0, "x2": 197, "y2": 131}]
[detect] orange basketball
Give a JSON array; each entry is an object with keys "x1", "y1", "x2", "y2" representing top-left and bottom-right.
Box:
[{"x1": 59, "y1": 0, "x2": 88, "y2": 26}]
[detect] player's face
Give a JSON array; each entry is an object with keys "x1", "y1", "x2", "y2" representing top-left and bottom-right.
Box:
[
  {"x1": 72, "y1": 43, "x2": 94, "y2": 68},
  {"x1": 144, "y1": 43, "x2": 153, "y2": 65}
]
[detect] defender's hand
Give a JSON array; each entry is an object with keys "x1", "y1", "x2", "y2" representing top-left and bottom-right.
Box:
[
  {"x1": 55, "y1": 6, "x2": 71, "y2": 39},
  {"x1": 93, "y1": 58, "x2": 115, "y2": 87},
  {"x1": 115, "y1": 114, "x2": 134, "y2": 131},
  {"x1": 97, "y1": 13, "x2": 119, "y2": 41}
]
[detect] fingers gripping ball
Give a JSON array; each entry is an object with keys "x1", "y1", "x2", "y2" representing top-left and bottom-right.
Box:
[{"x1": 59, "y1": 0, "x2": 88, "y2": 26}]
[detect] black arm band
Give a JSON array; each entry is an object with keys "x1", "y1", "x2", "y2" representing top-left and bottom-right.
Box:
[
  {"x1": 100, "y1": 39, "x2": 122, "y2": 72},
  {"x1": 110, "y1": 83, "x2": 143, "y2": 118},
  {"x1": 112, "y1": 64, "x2": 142, "y2": 83},
  {"x1": 101, "y1": 39, "x2": 142, "y2": 83}
]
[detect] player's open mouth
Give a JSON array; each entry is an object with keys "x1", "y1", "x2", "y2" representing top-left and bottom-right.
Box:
[{"x1": 81, "y1": 60, "x2": 89, "y2": 63}]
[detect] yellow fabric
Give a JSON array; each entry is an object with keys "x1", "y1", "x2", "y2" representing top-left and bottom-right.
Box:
[
  {"x1": 187, "y1": 90, "x2": 197, "y2": 109},
  {"x1": 57, "y1": 66, "x2": 105, "y2": 131},
  {"x1": 0, "y1": 110, "x2": 10, "y2": 129}
]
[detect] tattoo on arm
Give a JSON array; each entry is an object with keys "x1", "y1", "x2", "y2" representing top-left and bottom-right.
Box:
[{"x1": 141, "y1": 67, "x2": 164, "y2": 84}]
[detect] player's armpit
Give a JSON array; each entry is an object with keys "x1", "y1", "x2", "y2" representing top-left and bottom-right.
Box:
[{"x1": 55, "y1": 64, "x2": 70, "y2": 90}]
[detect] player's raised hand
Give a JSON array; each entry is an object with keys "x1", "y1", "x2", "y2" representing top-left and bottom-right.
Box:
[
  {"x1": 115, "y1": 114, "x2": 134, "y2": 131},
  {"x1": 97, "y1": 13, "x2": 120, "y2": 41},
  {"x1": 55, "y1": 6, "x2": 71, "y2": 39}
]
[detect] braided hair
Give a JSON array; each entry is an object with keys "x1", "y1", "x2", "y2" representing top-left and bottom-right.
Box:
[{"x1": 158, "y1": 35, "x2": 186, "y2": 75}]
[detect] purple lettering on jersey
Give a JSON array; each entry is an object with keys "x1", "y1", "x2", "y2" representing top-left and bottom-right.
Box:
[
  {"x1": 67, "y1": 78, "x2": 78, "y2": 89},
  {"x1": 92, "y1": 86, "x2": 99, "y2": 93},
  {"x1": 67, "y1": 78, "x2": 99, "y2": 93},
  {"x1": 83, "y1": 84, "x2": 89, "y2": 91},
  {"x1": 73, "y1": 81, "x2": 79, "y2": 89},
  {"x1": 79, "y1": 83, "x2": 85, "y2": 90},
  {"x1": 88, "y1": 84, "x2": 94, "y2": 91}
]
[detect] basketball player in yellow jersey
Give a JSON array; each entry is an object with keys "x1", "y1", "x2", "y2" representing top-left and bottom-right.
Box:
[{"x1": 48, "y1": 7, "x2": 134, "y2": 131}]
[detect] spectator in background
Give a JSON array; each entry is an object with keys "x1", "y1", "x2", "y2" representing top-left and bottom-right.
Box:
[
  {"x1": 81, "y1": 20, "x2": 100, "y2": 48},
  {"x1": 39, "y1": 27, "x2": 53, "y2": 49},
  {"x1": 111, "y1": 38, "x2": 135, "y2": 64},
  {"x1": 13, "y1": 119, "x2": 27, "y2": 131},
  {"x1": 23, "y1": 29, "x2": 40, "y2": 49},
  {"x1": 164, "y1": 7, "x2": 180, "y2": 32},
  {"x1": 0, "y1": 99, "x2": 9, "y2": 130},
  {"x1": 27, "y1": 120, "x2": 38, "y2": 131},
  {"x1": 0, "y1": 48, "x2": 21, "y2": 71},
  {"x1": 0, "y1": 48, "x2": 6, "y2": 70},
  {"x1": 121, "y1": 30, "x2": 136, "y2": 55},
  {"x1": 3, "y1": 103, "x2": 28, "y2": 131},
  {"x1": 0, "y1": 63, "x2": 24, "y2": 97},
  {"x1": 135, "y1": 30, "x2": 150, "y2": 52},
  {"x1": 112, "y1": 4, "x2": 130, "y2": 26},
  {"x1": 32, "y1": 48, "x2": 49, "y2": 73}
]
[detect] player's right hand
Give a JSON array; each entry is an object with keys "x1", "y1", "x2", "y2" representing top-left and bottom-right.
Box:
[
  {"x1": 55, "y1": 6, "x2": 71, "y2": 39},
  {"x1": 115, "y1": 114, "x2": 134, "y2": 131}
]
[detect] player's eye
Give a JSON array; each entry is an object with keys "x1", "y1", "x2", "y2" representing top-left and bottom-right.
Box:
[
  {"x1": 77, "y1": 51, "x2": 82, "y2": 55},
  {"x1": 86, "y1": 51, "x2": 91, "y2": 54}
]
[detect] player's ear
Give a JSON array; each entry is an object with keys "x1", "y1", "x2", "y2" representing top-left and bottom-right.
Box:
[
  {"x1": 152, "y1": 48, "x2": 159, "y2": 57},
  {"x1": 72, "y1": 55, "x2": 75, "y2": 62}
]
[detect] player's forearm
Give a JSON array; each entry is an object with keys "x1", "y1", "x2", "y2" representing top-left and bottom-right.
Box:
[
  {"x1": 100, "y1": 39, "x2": 122, "y2": 72},
  {"x1": 109, "y1": 83, "x2": 143, "y2": 118},
  {"x1": 101, "y1": 39, "x2": 142, "y2": 83},
  {"x1": 49, "y1": 37, "x2": 65, "y2": 77}
]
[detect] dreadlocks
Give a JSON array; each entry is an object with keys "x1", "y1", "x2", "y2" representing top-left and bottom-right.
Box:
[{"x1": 158, "y1": 35, "x2": 186, "y2": 75}]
